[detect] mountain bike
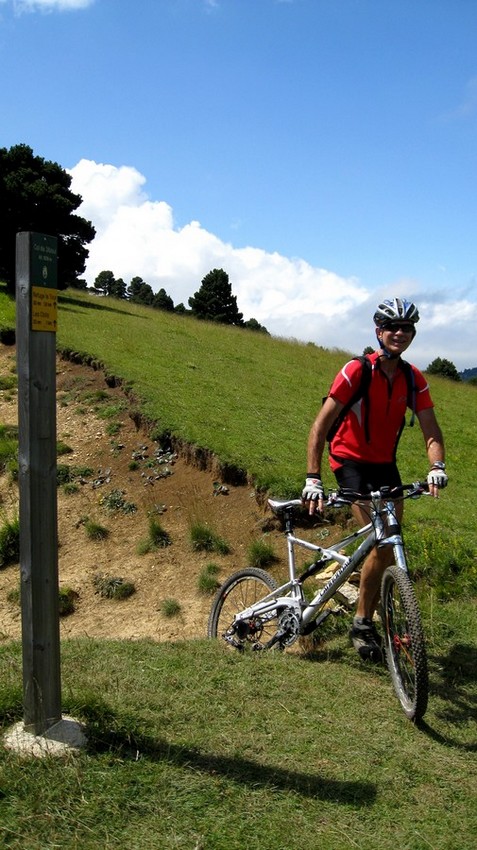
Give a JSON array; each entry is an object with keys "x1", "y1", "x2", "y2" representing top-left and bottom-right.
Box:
[{"x1": 208, "y1": 481, "x2": 430, "y2": 722}]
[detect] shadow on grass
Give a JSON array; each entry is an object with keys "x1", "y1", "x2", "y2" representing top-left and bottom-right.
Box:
[
  {"x1": 419, "y1": 642, "x2": 477, "y2": 751},
  {"x1": 58, "y1": 295, "x2": 144, "y2": 319},
  {"x1": 303, "y1": 639, "x2": 477, "y2": 751},
  {"x1": 73, "y1": 697, "x2": 376, "y2": 807}
]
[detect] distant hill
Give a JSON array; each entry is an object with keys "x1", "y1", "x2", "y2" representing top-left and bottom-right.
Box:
[{"x1": 459, "y1": 367, "x2": 477, "y2": 381}]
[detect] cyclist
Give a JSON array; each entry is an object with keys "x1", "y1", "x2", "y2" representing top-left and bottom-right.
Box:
[{"x1": 302, "y1": 297, "x2": 447, "y2": 662}]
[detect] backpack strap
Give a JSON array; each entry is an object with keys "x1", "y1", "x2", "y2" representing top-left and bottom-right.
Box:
[
  {"x1": 399, "y1": 359, "x2": 416, "y2": 428},
  {"x1": 326, "y1": 355, "x2": 372, "y2": 443}
]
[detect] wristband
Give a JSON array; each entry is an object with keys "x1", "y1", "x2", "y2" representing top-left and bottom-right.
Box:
[
  {"x1": 307, "y1": 472, "x2": 321, "y2": 478},
  {"x1": 431, "y1": 461, "x2": 446, "y2": 470}
]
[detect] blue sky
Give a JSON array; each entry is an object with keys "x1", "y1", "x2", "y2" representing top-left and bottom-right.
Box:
[{"x1": 1, "y1": 0, "x2": 476, "y2": 369}]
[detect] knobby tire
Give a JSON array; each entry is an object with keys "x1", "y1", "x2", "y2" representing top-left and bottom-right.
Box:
[
  {"x1": 208, "y1": 567, "x2": 279, "y2": 650},
  {"x1": 380, "y1": 564, "x2": 429, "y2": 722}
]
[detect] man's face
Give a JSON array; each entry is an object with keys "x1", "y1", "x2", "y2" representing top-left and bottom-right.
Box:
[{"x1": 377, "y1": 322, "x2": 415, "y2": 356}]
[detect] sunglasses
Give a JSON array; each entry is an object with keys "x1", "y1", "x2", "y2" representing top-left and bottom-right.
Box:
[{"x1": 382, "y1": 322, "x2": 415, "y2": 333}]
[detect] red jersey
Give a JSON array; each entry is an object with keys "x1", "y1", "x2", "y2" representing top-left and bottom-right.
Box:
[{"x1": 328, "y1": 351, "x2": 433, "y2": 470}]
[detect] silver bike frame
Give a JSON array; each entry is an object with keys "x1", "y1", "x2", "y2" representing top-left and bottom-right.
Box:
[{"x1": 235, "y1": 493, "x2": 408, "y2": 633}]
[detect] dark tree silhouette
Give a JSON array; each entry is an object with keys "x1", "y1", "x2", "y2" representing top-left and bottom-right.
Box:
[
  {"x1": 243, "y1": 317, "x2": 269, "y2": 334},
  {"x1": 127, "y1": 276, "x2": 154, "y2": 305},
  {"x1": 0, "y1": 143, "x2": 95, "y2": 292},
  {"x1": 188, "y1": 268, "x2": 243, "y2": 325},
  {"x1": 153, "y1": 288, "x2": 175, "y2": 311},
  {"x1": 426, "y1": 357, "x2": 461, "y2": 381}
]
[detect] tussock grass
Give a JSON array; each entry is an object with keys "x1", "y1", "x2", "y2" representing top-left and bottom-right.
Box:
[
  {"x1": 93, "y1": 574, "x2": 135, "y2": 600},
  {"x1": 83, "y1": 518, "x2": 109, "y2": 541},
  {"x1": 137, "y1": 517, "x2": 172, "y2": 554},
  {"x1": 0, "y1": 374, "x2": 17, "y2": 391},
  {"x1": 56, "y1": 440, "x2": 73, "y2": 456},
  {"x1": 56, "y1": 464, "x2": 93, "y2": 486},
  {"x1": 58, "y1": 586, "x2": 78, "y2": 616},
  {"x1": 0, "y1": 514, "x2": 19, "y2": 567},
  {"x1": 197, "y1": 562, "x2": 221, "y2": 594},
  {"x1": 160, "y1": 597, "x2": 182, "y2": 617},
  {"x1": 190, "y1": 521, "x2": 230, "y2": 554},
  {"x1": 0, "y1": 424, "x2": 18, "y2": 475},
  {"x1": 247, "y1": 536, "x2": 278, "y2": 568}
]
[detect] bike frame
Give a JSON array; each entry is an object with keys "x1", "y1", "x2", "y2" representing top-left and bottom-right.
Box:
[{"x1": 236, "y1": 491, "x2": 410, "y2": 635}]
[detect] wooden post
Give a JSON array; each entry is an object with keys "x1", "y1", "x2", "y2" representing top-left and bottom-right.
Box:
[{"x1": 16, "y1": 231, "x2": 61, "y2": 735}]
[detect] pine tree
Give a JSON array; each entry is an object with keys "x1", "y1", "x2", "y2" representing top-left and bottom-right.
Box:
[
  {"x1": 188, "y1": 269, "x2": 243, "y2": 325},
  {"x1": 0, "y1": 143, "x2": 95, "y2": 292},
  {"x1": 426, "y1": 357, "x2": 461, "y2": 381}
]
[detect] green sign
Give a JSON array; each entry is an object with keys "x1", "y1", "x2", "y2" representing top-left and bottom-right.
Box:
[
  {"x1": 30, "y1": 233, "x2": 58, "y2": 332},
  {"x1": 30, "y1": 233, "x2": 58, "y2": 289}
]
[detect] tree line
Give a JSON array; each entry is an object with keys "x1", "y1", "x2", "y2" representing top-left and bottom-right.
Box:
[
  {"x1": 91, "y1": 267, "x2": 269, "y2": 333},
  {"x1": 0, "y1": 143, "x2": 267, "y2": 333}
]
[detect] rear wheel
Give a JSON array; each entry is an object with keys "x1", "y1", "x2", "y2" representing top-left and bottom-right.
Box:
[
  {"x1": 208, "y1": 568, "x2": 279, "y2": 651},
  {"x1": 380, "y1": 565, "x2": 428, "y2": 722}
]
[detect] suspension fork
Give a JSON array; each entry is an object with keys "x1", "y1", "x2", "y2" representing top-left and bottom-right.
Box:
[{"x1": 377, "y1": 499, "x2": 407, "y2": 571}]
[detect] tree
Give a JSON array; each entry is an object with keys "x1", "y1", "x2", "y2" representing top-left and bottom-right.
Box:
[
  {"x1": 188, "y1": 268, "x2": 243, "y2": 325},
  {"x1": 426, "y1": 357, "x2": 461, "y2": 382},
  {"x1": 0, "y1": 143, "x2": 95, "y2": 293},
  {"x1": 243, "y1": 317, "x2": 269, "y2": 334},
  {"x1": 127, "y1": 276, "x2": 154, "y2": 305},
  {"x1": 152, "y1": 287, "x2": 174, "y2": 311},
  {"x1": 94, "y1": 270, "x2": 116, "y2": 296},
  {"x1": 110, "y1": 277, "x2": 127, "y2": 299}
]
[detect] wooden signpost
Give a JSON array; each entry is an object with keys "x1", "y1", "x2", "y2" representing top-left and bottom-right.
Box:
[{"x1": 15, "y1": 231, "x2": 61, "y2": 735}]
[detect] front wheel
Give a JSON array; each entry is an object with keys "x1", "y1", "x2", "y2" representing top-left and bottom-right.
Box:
[
  {"x1": 380, "y1": 565, "x2": 428, "y2": 722},
  {"x1": 208, "y1": 568, "x2": 279, "y2": 650}
]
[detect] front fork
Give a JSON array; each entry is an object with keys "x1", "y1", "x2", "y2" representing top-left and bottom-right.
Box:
[{"x1": 377, "y1": 500, "x2": 408, "y2": 572}]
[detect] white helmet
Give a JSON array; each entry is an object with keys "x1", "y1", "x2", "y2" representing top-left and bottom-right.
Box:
[{"x1": 373, "y1": 297, "x2": 420, "y2": 327}]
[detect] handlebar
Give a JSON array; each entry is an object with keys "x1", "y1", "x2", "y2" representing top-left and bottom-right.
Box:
[
  {"x1": 268, "y1": 481, "x2": 430, "y2": 516},
  {"x1": 327, "y1": 481, "x2": 430, "y2": 507}
]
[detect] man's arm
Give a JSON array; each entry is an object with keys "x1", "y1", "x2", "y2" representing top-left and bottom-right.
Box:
[
  {"x1": 417, "y1": 407, "x2": 447, "y2": 497},
  {"x1": 304, "y1": 396, "x2": 344, "y2": 514}
]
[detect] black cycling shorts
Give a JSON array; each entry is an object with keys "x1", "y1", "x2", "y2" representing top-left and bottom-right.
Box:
[{"x1": 333, "y1": 458, "x2": 402, "y2": 496}]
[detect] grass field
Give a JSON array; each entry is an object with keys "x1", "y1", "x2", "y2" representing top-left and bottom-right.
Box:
[
  {"x1": 1, "y1": 285, "x2": 476, "y2": 849},
  {"x1": 1, "y1": 608, "x2": 476, "y2": 850}
]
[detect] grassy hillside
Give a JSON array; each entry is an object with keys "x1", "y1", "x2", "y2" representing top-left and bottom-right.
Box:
[
  {"x1": 56, "y1": 290, "x2": 350, "y2": 495},
  {"x1": 1, "y1": 285, "x2": 475, "y2": 537},
  {"x1": 4, "y1": 290, "x2": 477, "y2": 486}
]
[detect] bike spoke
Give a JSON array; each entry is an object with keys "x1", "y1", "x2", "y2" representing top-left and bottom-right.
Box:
[
  {"x1": 381, "y1": 565, "x2": 428, "y2": 721},
  {"x1": 208, "y1": 568, "x2": 280, "y2": 651}
]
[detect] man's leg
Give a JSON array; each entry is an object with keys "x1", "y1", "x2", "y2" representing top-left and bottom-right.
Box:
[
  {"x1": 352, "y1": 500, "x2": 403, "y2": 618},
  {"x1": 350, "y1": 501, "x2": 403, "y2": 661}
]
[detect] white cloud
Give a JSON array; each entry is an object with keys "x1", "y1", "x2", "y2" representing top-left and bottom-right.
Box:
[
  {"x1": 69, "y1": 158, "x2": 477, "y2": 370},
  {"x1": 12, "y1": 0, "x2": 94, "y2": 12},
  {"x1": 70, "y1": 158, "x2": 368, "y2": 325}
]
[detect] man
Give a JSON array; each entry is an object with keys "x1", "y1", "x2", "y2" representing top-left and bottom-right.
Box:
[{"x1": 302, "y1": 298, "x2": 447, "y2": 661}]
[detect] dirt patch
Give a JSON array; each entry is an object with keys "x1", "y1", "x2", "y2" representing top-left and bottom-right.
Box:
[{"x1": 0, "y1": 343, "x2": 286, "y2": 644}]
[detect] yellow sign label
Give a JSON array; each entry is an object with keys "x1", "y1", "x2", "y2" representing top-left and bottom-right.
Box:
[{"x1": 31, "y1": 286, "x2": 58, "y2": 332}]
